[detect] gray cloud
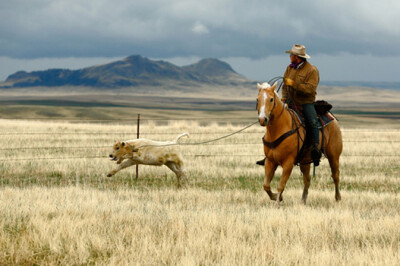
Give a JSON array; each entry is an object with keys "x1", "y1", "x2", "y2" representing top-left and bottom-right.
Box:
[{"x1": 0, "y1": 0, "x2": 399, "y2": 59}]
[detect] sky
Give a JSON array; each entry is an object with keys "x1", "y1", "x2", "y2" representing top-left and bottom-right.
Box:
[{"x1": 0, "y1": 0, "x2": 399, "y2": 82}]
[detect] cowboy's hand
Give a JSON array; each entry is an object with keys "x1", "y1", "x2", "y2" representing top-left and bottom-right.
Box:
[{"x1": 285, "y1": 78, "x2": 294, "y2": 87}]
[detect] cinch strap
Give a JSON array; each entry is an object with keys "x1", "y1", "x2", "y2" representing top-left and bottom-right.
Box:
[{"x1": 262, "y1": 128, "x2": 297, "y2": 149}]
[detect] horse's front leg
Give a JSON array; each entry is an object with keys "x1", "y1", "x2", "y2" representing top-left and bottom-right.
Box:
[
  {"x1": 275, "y1": 159, "x2": 295, "y2": 207},
  {"x1": 263, "y1": 159, "x2": 278, "y2": 201}
]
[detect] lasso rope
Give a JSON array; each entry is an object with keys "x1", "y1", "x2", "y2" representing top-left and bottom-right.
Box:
[
  {"x1": 131, "y1": 121, "x2": 259, "y2": 150},
  {"x1": 267, "y1": 76, "x2": 284, "y2": 92}
]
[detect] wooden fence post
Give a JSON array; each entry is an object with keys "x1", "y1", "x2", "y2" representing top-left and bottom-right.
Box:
[{"x1": 136, "y1": 114, "x2": 140, "y2": 179}]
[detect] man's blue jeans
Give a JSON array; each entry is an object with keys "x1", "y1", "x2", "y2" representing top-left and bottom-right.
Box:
[{"x1": 302, "y1": 103, "x2": 319, "y2": 145}]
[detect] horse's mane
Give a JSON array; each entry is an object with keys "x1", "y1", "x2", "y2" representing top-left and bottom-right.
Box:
[{"x1": 261, "y1": 82, "x2": 281, "y2": 104}]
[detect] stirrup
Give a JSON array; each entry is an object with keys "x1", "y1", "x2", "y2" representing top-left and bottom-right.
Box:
[{"x1": 256, "y1": 158, "x2": 266, "y2": 166}]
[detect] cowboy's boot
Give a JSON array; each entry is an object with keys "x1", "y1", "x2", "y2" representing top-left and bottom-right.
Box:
[
  {"x1": 256, "y1": 158, "x2": 266, "y2": 166},
  {"x1": 311, "y1": 143, "x2": 322, "y2": 166}
]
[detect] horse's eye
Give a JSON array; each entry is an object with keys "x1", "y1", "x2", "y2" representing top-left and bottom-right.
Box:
[
  {"x1": 116, "y1": 147, "x2": 119, "y2": 150},
  {"x1": 270, "y1": 98, "x2": 274, "y2": 102}
]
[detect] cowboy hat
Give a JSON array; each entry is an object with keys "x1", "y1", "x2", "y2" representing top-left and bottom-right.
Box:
[{"x1": 285, "y1": 44, "x2": 310, "y2": 59}]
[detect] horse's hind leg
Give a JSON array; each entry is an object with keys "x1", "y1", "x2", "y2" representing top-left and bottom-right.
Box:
[
  {"x1": 300, "y1": 163, "x2": 311, "y2": 204},
  {"x1": 326, "y1": 121, "x2": 342, "y2": 201},
  {"x1": 328, "y1": 157, "x2": 341, "y2": 201}
]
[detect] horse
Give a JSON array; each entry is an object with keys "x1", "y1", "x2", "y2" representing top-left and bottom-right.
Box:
[{"x1": 256, "y1": 82, "x2": 343, "y2": 206}]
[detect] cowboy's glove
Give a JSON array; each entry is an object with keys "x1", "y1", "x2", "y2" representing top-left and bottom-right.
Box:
[{"x1": 285, "y1": 78, "x2": 295, "y2": 87}]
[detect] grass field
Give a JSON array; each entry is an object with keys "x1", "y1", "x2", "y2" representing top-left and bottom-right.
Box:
[{"x1": 0, "y1": 117, "x2": 399, "y2": 264}]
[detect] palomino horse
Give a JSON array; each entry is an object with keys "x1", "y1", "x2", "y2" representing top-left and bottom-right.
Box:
[{"x1": 256, "y1": 82, "x2": 343, "y2": 206}]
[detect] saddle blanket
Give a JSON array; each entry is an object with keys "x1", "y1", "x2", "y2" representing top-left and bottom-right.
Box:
[
  {"x1": 291, "y1": 108, "x2": 335, "y2": 128},
  {"x1": 318, "y1": 112, "x2": 335, "y2": 128}
]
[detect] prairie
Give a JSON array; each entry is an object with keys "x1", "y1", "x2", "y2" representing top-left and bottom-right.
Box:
[{"x1": 0, "y1": 118, "x2": 399, "y2": 265}]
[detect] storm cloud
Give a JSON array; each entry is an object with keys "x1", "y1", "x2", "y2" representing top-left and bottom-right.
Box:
[{"x1": 1, "y1": 0, "x2": 399, "y2": 59}]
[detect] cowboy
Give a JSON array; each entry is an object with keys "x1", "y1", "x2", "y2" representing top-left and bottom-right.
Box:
[{"x1": 257, "y1": 44, "x2": 322, "y2": 166}]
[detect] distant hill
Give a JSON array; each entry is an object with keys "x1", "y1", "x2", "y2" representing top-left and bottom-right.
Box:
[
  {"x1": 0, "y1": 55, "x2": 252, "y2": 88},
  {"x1": 182, "y1": 58, "x2": 236, "y2": 77}
]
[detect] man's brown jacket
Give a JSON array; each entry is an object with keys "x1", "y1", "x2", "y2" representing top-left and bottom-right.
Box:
[{"x1": 282, "y1": 61, "x2": 319, "y2": 105}]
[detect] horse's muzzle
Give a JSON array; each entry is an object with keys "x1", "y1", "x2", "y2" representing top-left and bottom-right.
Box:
[{"x1": 259, "y1": 116, "x2": 268, "y2": 126}]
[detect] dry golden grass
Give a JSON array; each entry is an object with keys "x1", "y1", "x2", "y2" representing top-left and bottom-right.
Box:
[
  {"x1": 1, "y1": 187, "x2": 400, "y2": 265},
  {"x1": 0, "y1": 118, "x2": 399, "y2": 265}
]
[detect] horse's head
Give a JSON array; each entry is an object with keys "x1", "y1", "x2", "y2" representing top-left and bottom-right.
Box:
[{"x1": 256, "y1": 82, "x2": 278, "y2": 126}]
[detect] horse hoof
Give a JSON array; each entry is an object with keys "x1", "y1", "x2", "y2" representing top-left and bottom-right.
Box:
[
  {"x1": 270, "y1": 194, "x2": 283, "y2": 202},
  {"x1": 335, "y1": 193, "x2": 341, "y2": 201},
  {"x1": 269, "y1": 193, "x2": 277, "y2": 201},
  {"x1": 302, "y1": 192, "x2": 308, "y2": 204}
]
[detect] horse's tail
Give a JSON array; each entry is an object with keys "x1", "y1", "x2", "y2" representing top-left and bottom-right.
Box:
[{"x1": 173, "y1": 132, "x2": 190, "y2": 143}]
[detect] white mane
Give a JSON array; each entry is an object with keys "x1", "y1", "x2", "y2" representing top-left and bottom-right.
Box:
[{"x1": 260, "y1": 82, "x2": 271, "y2": 89}]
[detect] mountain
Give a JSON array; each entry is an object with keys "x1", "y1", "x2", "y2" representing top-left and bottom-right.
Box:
[
  {"x1": 0, "y1": 55, "x2": 251, "y2": 88},
  {"x1": 182, "y1": 58, "x2": 236, "y2": 77}
]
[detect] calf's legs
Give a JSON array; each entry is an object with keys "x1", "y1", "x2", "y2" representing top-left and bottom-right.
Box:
[
  {"x1": 166, "y1": 161, "x2": 187, "y2": 188},
  {"x1": 107, "y1": 160, "x2": 135, "y2": 177}
]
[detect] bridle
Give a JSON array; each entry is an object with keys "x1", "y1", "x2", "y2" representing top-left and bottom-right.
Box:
[
  {"x1": 270, "y1": 93, "x2": 285, "y2": 122},
  {"x1": 257, "y1": 91, "x2": 284, "y2": 125}
]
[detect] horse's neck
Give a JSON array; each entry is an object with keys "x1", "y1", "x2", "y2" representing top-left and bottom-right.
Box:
[{"x1": 266, "y1": 101, "x2": 293, "y2": 137}]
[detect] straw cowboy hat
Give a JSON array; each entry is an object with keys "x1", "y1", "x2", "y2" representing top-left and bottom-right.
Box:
[{"x1": 285, "y1": 44, "x2": 310, "y2": 59}]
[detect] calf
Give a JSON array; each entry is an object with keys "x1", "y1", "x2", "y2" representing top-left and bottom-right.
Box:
[{"x1": 108, "y1": 133, "x2": 189, "y2": 187}]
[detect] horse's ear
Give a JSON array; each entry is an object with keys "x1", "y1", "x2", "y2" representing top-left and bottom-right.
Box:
[
  {"x1": 257, "y1": 83, "x2": 262, "y2": 91},
  {"x1": 271, "y1": 82, "x2": 277, "y2": 90}
]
